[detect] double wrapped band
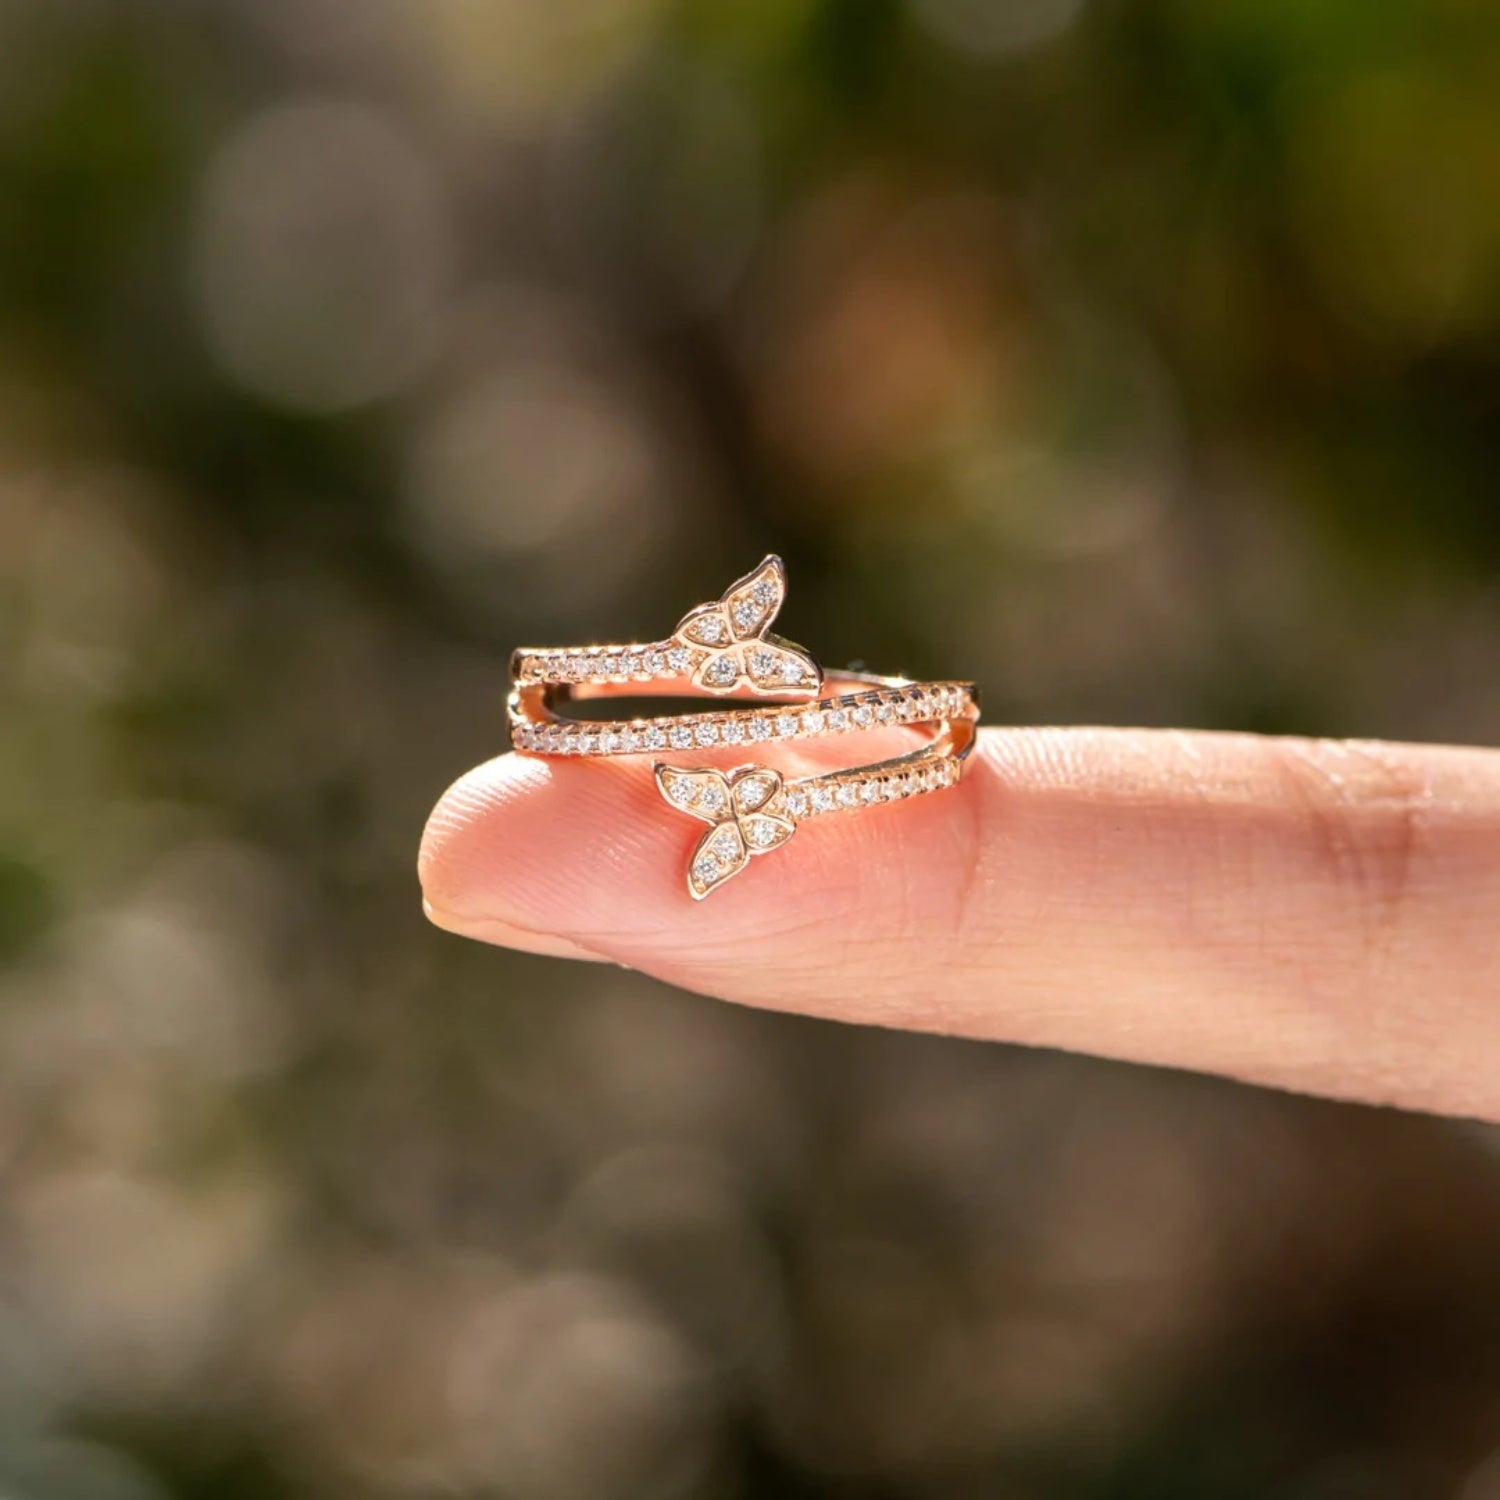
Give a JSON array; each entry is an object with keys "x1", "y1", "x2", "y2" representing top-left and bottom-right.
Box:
[{"x1": 508, "y1": 557, "x2": 980, "y2": 898}]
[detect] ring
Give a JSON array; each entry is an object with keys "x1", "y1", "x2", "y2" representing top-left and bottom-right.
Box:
[{"x1": 508, "y1": 556, "x2": 980, "y2": 898}]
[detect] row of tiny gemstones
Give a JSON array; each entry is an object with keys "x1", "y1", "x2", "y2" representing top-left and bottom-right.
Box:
[
  {"x1": 783, "y1": 755, "x2": 962, "y2": 819},
  {"x1": 510, "y1": 686, "x2": 974, "y2": 756},
  {"x1": 516, "y1": 643, "x2": 690, "y2": 683}
]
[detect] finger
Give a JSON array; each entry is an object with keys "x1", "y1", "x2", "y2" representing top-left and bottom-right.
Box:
[
  {"x1": 421, "y1": 903, "x2": 608, "y2": 962},
  {"x1": 418, "y1": 729, "x2": 1500, "y2": 1121}
]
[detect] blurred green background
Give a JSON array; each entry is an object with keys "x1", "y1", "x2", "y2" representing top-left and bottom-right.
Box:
[{"x1": 2, "y1": 1, "x2": 1500, "y2": 1496}]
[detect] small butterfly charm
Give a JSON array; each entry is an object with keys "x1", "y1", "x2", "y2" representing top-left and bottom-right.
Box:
[
  {"x1": 672, "y1": 555, "x2": 822, "y2": 697},
  {"x1": 655, "y1": 763, "x2": 797, "y2": 898}
]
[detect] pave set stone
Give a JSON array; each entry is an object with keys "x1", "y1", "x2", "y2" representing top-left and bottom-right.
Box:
[
  {"x1": 780, "y1": 754, "x2": 961, "y2": 820},
  {"x1": 515, "y1": 642, "x2": 688, "y2": 685},
  {"x1": 508, "y1": 683, "x2": 975, "y2": 757}
]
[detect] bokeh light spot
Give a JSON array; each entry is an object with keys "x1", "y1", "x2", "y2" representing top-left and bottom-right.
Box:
[{"x1": 192, "y1": 99, "x2": 450, "y2": 412}]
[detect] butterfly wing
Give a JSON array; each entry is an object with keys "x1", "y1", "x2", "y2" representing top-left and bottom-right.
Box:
[
  {"x1": 739, "y1": 635, "x2": 821, "y2": 694},
  {"x1": 729, "y1": 767, "x2": 783, "y2": 815},
  {"x1": 690, "y1": 647, "x2": 743, "y2": 692},
  {"x1": 728, "y1": 768, "x2": 794, "y2": 860},
  {"x1": 721, "y1": 555, "x2": 786, "y2": 642},
  {"x1": 674, "y1": 601, "x2": 736, "y2": 651},
  {"x1": 737, "y1": 812, "x2": 795, "y2": 857},
  {"x1": 654, "y1": 765, "x2": 734, "y2": 824},
  {"x1": 686, "y1": 820, "x2": 749, "y2": 899}
]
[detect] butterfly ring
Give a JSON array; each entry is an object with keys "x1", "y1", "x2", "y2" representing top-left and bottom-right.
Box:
[{"x1": 509, "y1": 557, "x2": 980, "y2": 898}]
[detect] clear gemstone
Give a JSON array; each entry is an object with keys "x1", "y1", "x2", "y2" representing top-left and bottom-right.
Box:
[
  {"x1": 666, "y1": 646, "x2": 690, "y2": 672},
  {"x1": 566, "y1": 655, "x2": 586, "y2": 678},
  {"x1": 837, "y1": 783, "x2": 859, "y2": 807},
  {"x1": 733, "y1": 600, "x2": 761, "y2": 632},
  {"x1": 750, "y1": 717, "x2": 773, "y2": 741},
  {"x1": 826, "y1": 709, "x2": 848, "y2": 731},
  {"x1": 693, "y1": 854, "x2": 720, "y2": 884},
  {"x1": 696, "y1": 722, "x2": 720, "y2": 745},
  {"x1": 600, "y1": 731, "x2": 622, "y2": 754},
  {"x1": 885, "y1": 777, "x2": 907, "y2": 799},
  {"x1": 645, "y1": 650, "x2": 667, "y2": 675},
  {"x1": 696, "y1": 615, "x2": 725, "y2": 643},
  {"x1": 669, "y1": 725, "x2": 693, "y2": 749},
  {"x1": 875, "y1": 702, "x2": 895, "y2": 723},
  {"x1": 748, "y1": 820, "x2": 780, "y2": 847},
  {"x1": 621, "y1": 729, "x2": 642, "y2": 752},
  {"x1": 752, "y1": 579, "x2": 776, "y2": 605},
  {"x1": 775, "y1": 714, "x2": 798, "y2": 737},
  {"x1": 801, "y1": 710, "x2": 825, "y2": 734},
  {"x1": 785, "y1": 790, "x2": 808, "y2": 817},
  {"x1": 780, "y1": 658, "x2": 805, "y2": 684},
  {"x1": 710, "y1": 829, "x2": 740, "y2": 859},
  {"x1": 705, "y1": 655, "x2": 738, "y2": 686},
  {"x1": 811, "y1": 786, "x2": 834, "y2": 813},
  {"x1": 723, "y1": 720, "x2": 746, "y2": 743},
  {"x1": 625, "y1": 654, "x2": 646, "y2": 676},
  {"x1": 578, "y1": 734, "x2": 599, "y2": 754},
  {"x1": 671, "y1": 781, "x2": 696, "y2": 806},
  {"x1": 859, "y1": 781, "x2": 880, "y2": 804},
  {"x1": 645, "y1": 727, "x2": 667, "y2": 750},
  {"x1": 736, "y1": 775, "x2": 773, "y2": 810},
  {"x1": 603, "y1": 655, "x2": 624, "y2": 677},
  {"x1": 852, "y1": 705, "x2": 874, "y2": 728},
  {"x1": 700, "y1": 783, "x2": 726, "y2": 813}
]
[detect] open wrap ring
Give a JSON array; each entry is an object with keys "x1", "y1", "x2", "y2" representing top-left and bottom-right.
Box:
[{"x1": 508, "y1": 556, "x2": 980, "y2": 898}]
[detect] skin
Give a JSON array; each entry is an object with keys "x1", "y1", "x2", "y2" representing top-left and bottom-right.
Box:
[{"x1": 419, "y1": 728, "x2": 1500, "y2": 1122}]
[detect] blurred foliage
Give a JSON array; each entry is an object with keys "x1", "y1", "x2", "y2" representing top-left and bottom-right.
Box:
[{"x1": 1, "y1": 0, "x2": 1499, "y2": 1496}]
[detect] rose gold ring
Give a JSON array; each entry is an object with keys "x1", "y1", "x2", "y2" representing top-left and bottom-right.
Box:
[{"x1": 508, "y1": 556, "x2": 980, "y2": 898}]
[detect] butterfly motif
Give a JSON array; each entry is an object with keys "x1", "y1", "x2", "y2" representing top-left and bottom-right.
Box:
[
  {"x1": 672, "y1": 555, "x2": 822, "y2": 697},
  {"x1": 655, "y1": 763, "x2": 797, "y2": 898}
]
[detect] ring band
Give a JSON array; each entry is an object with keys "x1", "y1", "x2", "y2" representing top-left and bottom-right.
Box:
[{"x1": 508, "y1": 556, "x2": 980, "y2": 898}]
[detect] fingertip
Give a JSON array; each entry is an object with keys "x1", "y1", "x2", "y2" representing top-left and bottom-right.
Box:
[
  {"x1": 418, "y1": 752, "x2": 686, "y2": 942},
  {"x1": 422, "y1": 897, "x2": 610, "y2": 963},
  {"x1": 420, "y1": 756, "x2": 627, "y2": 961},
  {"x1": 418, "y1": 754, "x2": 550, "y2": 915}
]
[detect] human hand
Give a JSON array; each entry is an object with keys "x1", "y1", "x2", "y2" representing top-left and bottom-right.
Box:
[{"x1": 420, "y1": 728, "x2": 1500, "y2": 1121}]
